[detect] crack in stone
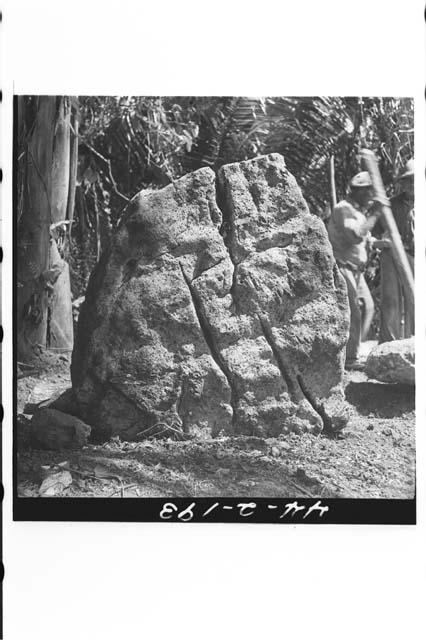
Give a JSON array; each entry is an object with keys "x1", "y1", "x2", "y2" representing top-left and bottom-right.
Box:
[
  {"x1": 179, "y1": 261, "x2": 237, "y2": 425},
  {"x1": 121, "y1": 241, "x2": 227, "y2": 288},
  {"x1": 229, "y1": 262, "x2": 240, "y2": 313},
  {"x1": 258, "y1": 315, "x2": 299, "y2": 399},
  {"x1": 207, "y1": 198, "x2": 223, "y2": 227},
  {"x1": 258, "y1": 317, "x2": 327, "y2": 430},
  {"x1": 215, "y1": 174, "x2": 240, "y2": 313},
  {"x1": 296, "y1": 374, "x2": 332, "y2": 433}
]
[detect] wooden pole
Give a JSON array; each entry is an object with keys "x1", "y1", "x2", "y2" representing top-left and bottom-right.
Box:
[
  {"x1": 361, "y1": 149, "x2": 415, "y2": 311},
  {"x1": 329, "y1": 154, "x2": 337, "y2": 209}
]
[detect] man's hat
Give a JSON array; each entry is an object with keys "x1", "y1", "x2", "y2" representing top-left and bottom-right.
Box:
[
  {"x1": 350, "y1": 171, "x2": 372, "y2": 188},
  {"x1": 398, "y1": 159, "x2": 414, "y2": 180}
]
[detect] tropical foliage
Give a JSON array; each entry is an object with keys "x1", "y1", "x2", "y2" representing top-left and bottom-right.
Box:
[
  {"x1": 16, "y1": 95, "x2": 414, "y2": 358},
  {"x1": 77, "y1": 95, "x2": 414, "y2": 214}
]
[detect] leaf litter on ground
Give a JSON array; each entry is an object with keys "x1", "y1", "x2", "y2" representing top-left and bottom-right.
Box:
[{"x1": 17, "y1": 361, "x2": 415, "y2": 499}]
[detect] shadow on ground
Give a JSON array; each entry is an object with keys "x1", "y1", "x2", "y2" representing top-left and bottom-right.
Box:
[{"x1": 345, "y1": 380, "x2": 415, "y2": 418}]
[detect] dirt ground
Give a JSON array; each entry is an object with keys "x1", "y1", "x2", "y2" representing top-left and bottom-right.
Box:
[{"x1": 16, "y1": 345, "x2": 415, "y2": 499}]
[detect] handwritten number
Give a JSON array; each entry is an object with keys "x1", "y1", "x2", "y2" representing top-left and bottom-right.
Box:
[
  {"x1": 237, "y1": 502, "x2": 257, "y2": 517},
  {"x1": 178, "y1": 502, "x2": 196, "y2": 522},
  {"x1": 160, "y1": 502, "x2": 178, "y2": 520},
  {"x1": 159, "y1": 502, "x2": 195, "y2": 521}
]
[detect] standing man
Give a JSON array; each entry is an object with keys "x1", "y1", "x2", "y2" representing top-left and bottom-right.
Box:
[
  {"x1": 327, "y1": 171, "x2": 383, "y2": 368},
  {"x1": 378, "y1": 159, "x2": 415, "y2": 342}
]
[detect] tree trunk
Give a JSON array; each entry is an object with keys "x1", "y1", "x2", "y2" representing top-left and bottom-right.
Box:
[
  {"x1": 17, "y1": 96, "x2": 56, "y2": 361},
  {"x1": 48, "y1": 97, "x2": 75, "y2": 353},
  {"x1": 51, "y1": 97, "x2": 71, "y2": 224},
  {"x1": 17, "y1": 96, "x2": 78, "y2": 361},
  {"x1": 47, "y1": 240, "x2": 74, "y2": 351}
]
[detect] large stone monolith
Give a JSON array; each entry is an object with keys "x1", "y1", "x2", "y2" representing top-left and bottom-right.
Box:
[{"x1": 71, "y1": 154, "x2": 350, "y2": 441}]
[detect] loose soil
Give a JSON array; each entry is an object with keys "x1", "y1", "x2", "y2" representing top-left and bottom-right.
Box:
[{"x1": 16, "y1": 347, "x2": 415, "y2": 499}]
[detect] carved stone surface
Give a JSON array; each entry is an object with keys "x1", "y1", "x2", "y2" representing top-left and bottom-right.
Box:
[{"x1": 71, "y1": 154, "x2": 350, "y2": 440}]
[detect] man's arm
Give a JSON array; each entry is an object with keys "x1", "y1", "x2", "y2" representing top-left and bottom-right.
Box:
[
  {"x1": 332, "y1": 201, "x2": 381, "y2": 243},
  {"x1": 358, "y1": 200, "x2": 382, "y2": 236}
]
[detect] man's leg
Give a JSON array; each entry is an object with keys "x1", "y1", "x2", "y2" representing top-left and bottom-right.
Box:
[
  {"x1": 340, "y1": 266, "x2": 361, "y2": 362},
  {"x1": 379, "y1": 248, "x2": 403, "y2": 343},
  {"x1": 357, "y1": 273, "x2": 375, "y2": 341},
  {"x1": 403, "y1": 253, "x2": 415, "y2": 338}
]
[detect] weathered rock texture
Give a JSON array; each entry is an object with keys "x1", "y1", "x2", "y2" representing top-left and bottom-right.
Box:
[
  {"x1": 71, "y1": 154, "x2": 350, "y2": 440},
  {"x1": 365, "y1": 338, "x2": 415, "y2": 385}
]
